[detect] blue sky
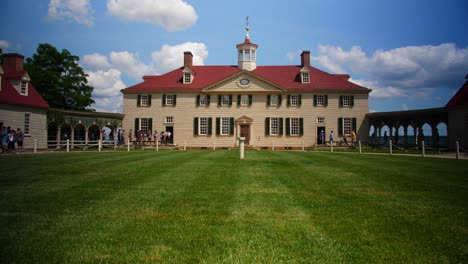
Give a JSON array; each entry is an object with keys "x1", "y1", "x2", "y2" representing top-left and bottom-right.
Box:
[{"x1": 1, "y1": 0, "x2": 467, "y2": 113}]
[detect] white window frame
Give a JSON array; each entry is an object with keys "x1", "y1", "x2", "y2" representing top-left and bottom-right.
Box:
[
  {"x1": 290, "y1": 95, "x2": 299, "y2": 106},
  {"x1": 243, "y1": 50, "x2": 250, "y2": 61},
  {"x1": 165, "y1": 95, "x2": 174, "y2": 106},
  {"x1": 221, "y1": 117, "x2": 230, "y2": 135},
  {"x1": 199, "y1": 117, "x2": 208, "y2": 135},
  {"x1": 140, "y1": 118, "x2": 149, "y2": 132},
  {"x1": 199, "y1": 95, "x2": 208, "y2": 106},
  {"x1": 165, "y1": 116, "x2": 174, "y2": 124},
  {"x1": 251, "y1": 50, "x2": 256, "y2": 61},
  {"x1": 183, "y1": 72, "x2": 192, "y2": 84},
  {"x1": 290, "y1": 117, "x2": 299, "y2": 136},
  {"x1": 342, "y1": 95, "x2": 351, "y2": 107},
  {"x1": 301, "y1": 72, "x2": 310, "y2": 83},
  {"x1": 140, "y1": 95, "x2": 149, "y2": 106},
  {"x1": 270, "y1": 95, "x2": 278, "y2": 106},
  {"x1": 343, "y1": 117, "x2": 352, "y2": 136},
  {"x1": 221, "y1": 95, "x2": 230, "y2": 106},
  {"x1": 316, "y1": 95, "x2": 324, "y2": 107},
  {"x1": 317, "y1": 117, "x2": 325, "y2": 124},
  {"x1": 270, "y1": 117, "x2": 279, "y2": 136},
  {"x1": 240, "y1": 95, "x2": 249, "y2": 106},
  {"x1": 20, "y1": 81, "x2": 28, "y2": 95},
  {"x1": 24, "y1": 113, "x2": 31, "y2": 135}
]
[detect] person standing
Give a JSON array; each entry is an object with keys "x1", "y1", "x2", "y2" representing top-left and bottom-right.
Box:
[
  {"x1": 166, "y1": 130, "x2": 172, "y2": 144},
  {"x1": 16, "y1": 128, "x2": 24, "y2": 153},
  {"x1": 384, "y1": 131, "x2": 388, "y2": 144},
  {"x1": 351, "y1": 131, "x2": 356, "y2": 146},
  {"x1": 329, "y1": 130, "x2": 334, "y2": 145},
  {"x1": 128, "y1": 129, "x2": 133, "y2": 144},
  {"x1": 153, "y1": 130, "x2": 158, "y2": 145},
  {"x1": 319, "y1": 130, "x2": 325, "y2": 145}
]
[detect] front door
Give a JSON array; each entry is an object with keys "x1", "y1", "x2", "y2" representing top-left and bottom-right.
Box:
[
  {"x1": 317, "y1": 126, "x2": 325, "y2": 145},
  {"x1": 240, "y1": 125, "x2": 250, "y2": 145}
]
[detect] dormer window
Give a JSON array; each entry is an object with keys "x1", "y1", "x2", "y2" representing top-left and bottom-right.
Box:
[
  {"x1": 20, "y1": 81, "x2": 28, "y2": 95},
  {"x1": 301, "y1": 72, "x2": 310, "y2": 83},
  {"x1": 183, "y1": 72, "x2": 192, "y2": 84}
]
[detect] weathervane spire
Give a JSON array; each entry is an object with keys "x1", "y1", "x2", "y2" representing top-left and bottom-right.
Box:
[{"x1": 245, "y1": 16, "x2": 250, "y2": 39}]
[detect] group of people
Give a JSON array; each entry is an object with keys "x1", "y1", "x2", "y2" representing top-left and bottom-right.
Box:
[
  {"x1": 126, "y1": 129, "x2": 172, "y2": 147},
  {"x1": 319, "y1": 130, "x2": 357, "y2": 145},
  {"x1": 0, "y1": 123, "x2": 25, "y2": 154}
]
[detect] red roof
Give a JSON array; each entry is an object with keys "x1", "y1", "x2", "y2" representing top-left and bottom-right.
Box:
[
  {"x1": 0, "y1": 70, "x2": 49, "y2": 109},
  {"x1": 445, "y1": 80, "x2": 468, "y2": 108},
  {"x1": 123, "y1": 65, "x2": 370, "y2": 94}
]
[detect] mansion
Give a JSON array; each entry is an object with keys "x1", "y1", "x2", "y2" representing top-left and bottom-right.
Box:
[{"x1": 122, "y1": 30, "x2": 371, "y2": 148}]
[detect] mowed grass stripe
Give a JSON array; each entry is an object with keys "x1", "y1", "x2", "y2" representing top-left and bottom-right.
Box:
[{"x1": 0, "y1": 151, "x2": 467, "y2": 263}]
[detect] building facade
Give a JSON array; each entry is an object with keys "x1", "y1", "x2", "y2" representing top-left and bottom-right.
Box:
[
  {"x1": 0, "y1": 54, "x2": 49, "y2": 149},
  {"x1": 122, "y1": 31, "x2": 371, "y2": 149}
]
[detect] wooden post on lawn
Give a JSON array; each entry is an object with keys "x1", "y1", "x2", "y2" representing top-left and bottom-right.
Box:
[
  {"x1": 358, "y1": 141, "x2": 362, "y2": 154},
  {"x1": 127, "y1": 140, "x2": 130, "y2": 152},
  {"x1": 239, "y1": 137, "x2": 245, "y2": 160},
  {"x1": 34, "y1": 139, "x2": 37, "y2": 153},
  {"x1": 302, "y1": 140, "x2": 305, "y2": 152},
  {"x1": 213, "y1": 141, "x2": 216, "y2": 151},
  {"x1": 66, "y1": 139, "x2": 70, "y2": 152},
  {"x1": 389, "y1": 140, "x2": 393, "y2": 155},
  {"x1": 422, "y1": 141, "x2": 425, "y2": 157},
  {"x1": 98, "y1": 140, "x2": 102, "y2": 152},
  {"x1": 184, "y1": 140, "x2": 186, "y2": 151},
  {"x1": 272, "y1": 141, "x2": 275, "y2": 151},
  {"x1": 156, "y1": 140, "x2": 159, "y2": 151},
  {"x1": 331, "y1": 142, "x2": 333, "y2": 153},
  {"x1": 456, "y1": 141, "x2": 460, "y2": 160}
]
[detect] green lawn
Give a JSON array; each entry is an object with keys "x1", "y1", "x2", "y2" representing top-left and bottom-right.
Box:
[{"x1": 1, "y1": 150, "x2": 467, "y2": 263}]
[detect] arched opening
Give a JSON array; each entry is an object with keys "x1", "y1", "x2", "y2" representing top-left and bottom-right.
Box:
[
  {"x1": 421, "y1": 123, "x2": 432, "y2": 145},
  {"x1": 61, "y1": 123, "x2": 72, "y2": 141},
  {"x1": 436, "y1": 122, "x2": 448, "y2": 147},
  {"x1": 407, "y1": 125, "x2": 416, "y2": 145},
  {"x1": 47, "y1": 122, "x2": 58, "y2": 141},
  {"x1": 88, "y1": 124, "x2": 100, "y2": 142},
  {"x1": 394, "y1": 125, "x2": 404, "y2": 145},
  {"x1": 380, "y1": 125, "x2": 390, "y2": 145},
  {"x1": 74, "y1": 123, "x2": 86, "y2": 141}
]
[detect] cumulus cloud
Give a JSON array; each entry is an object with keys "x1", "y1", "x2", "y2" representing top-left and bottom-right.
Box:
[
  {"x1": 83, "y1": 53, "x2": 112, "y2": 71},
  {"x1": 87, "y1": 69, "x2": 126, "y2": 97},
  {"x1": 109, "y1": 51, "x2": 156, "y2": 79},
  {"x1": 310, "y1": 43, "x2": 468, "y2": 99},
  {"x1": 0, "y1": 40, "x2": 11, "y2": 50},
  {"x1": 47, "y1": 0, "x2": 94, "y2": 27},
  {"x1": 151, "y1": 42, "x2": 208, "y2": 74},
  {"x1": 107, "y1": 0, "x2": 197, "y2": 31},
  {"x1": 91, "y1": 96, "x2": 123, "y2": 113}
]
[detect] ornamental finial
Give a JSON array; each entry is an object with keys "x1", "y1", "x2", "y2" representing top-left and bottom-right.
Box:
[{"x1": 245, "y1": 16, "x2": 250, "y2": 38}]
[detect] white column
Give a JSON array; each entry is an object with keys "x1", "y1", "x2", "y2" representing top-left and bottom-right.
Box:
[
  {"x1": 66, "y1": 139, "x2": 70, "y2": 152},
  {"x1": 239, "y1": 137, "x2": 245, "y2": 160}
]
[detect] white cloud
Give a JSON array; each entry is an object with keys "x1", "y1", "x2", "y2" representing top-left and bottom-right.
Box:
[
  {"x1": 92, "y1": 96, "x2": 123, "y2": 113},
  {"x1": 47, "y1": 0, "x2": 94, "y2": 27},
  {"x1": 151, "y1": 42, "x2": 208, "y2": 74},
  {"x1": 286, "y1": 49, "x2": 301, "y2": 62},
  {"x1": 107, "y1": 0, "x2": 197, "y2": 31},
  {"x1": 401, "y1": 104, "x2": 409, "y2": 111},
  {"x1": 83, "y1": 53, "x2": 112, "y2": 71},
  {"x1": 0, "y1": 40, "x2": 11, "y2": 50},
  {"x1": 109, "y1": 51, "x2": 155, "y2": 79},
  {"x1": 310, "y1": 43, "x2": 468, "y2": 99},
  {"x1": 87, "y1": 69, "x2": 126, "y2": 97}
]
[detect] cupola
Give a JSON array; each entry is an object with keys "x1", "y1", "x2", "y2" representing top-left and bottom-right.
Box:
[{"x1": 236, "y1": 17, "x2": 258, "y2": 71}]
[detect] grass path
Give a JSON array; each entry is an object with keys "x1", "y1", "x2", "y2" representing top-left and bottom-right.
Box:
[{"x1": 1, "y1": 151, "x2": 467, "y2": 263}]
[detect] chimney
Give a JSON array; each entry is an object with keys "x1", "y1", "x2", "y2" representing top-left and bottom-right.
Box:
[
  {"x1": 2, "y1": 53, "x2": 25, "y2": 73},
  {"x1": 301, "y1": 51, "x2": 310, "y2": 67},
  {"x1": 183, "y1": 51, "x2": 193, "y2": 68}
]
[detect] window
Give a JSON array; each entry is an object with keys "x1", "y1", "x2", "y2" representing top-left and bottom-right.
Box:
[
  {"x1": 165, "y1": 116, "x2": 174, "y2": 123},
  {"x1": 270, "y1": 95, "x2": 278, "y2": 106},
  {"x1": 239, "y1": 95, "x2": 250, "y2": 106},
  {"x1": 221, "y1": 95, "x2": 230, "y2": 106},
  {"x1": 338, "y1": 117, "x2": 356, "y2": 136},
  {"x1": 270, "y1": 118, "x2": 279, "y2": 135},
  {"x1": 288, "y1": 95, "x2": 301, "y2": 107},
  {"x1": 24, "y1": 113, "x2": 30, "y2": 134},
  {"x1": 140, "y1": 95, "x2": 149, "y2": 106},
  {"x1": 317, "y1": 95, "x2": 324, "y2": 106},
  {"x1": 243, "y1": 50, "x2": 250, "y2": 61},
  {"x1": 221, "y1": 117, "x2": 230, "y2": 135},
  {"x1": 251, "y1": 50, "x2": 256, "y2": 61},
  {"x1": 199, "y1": 95, "x2": 209, "y2": 106},
  {"x1": 166, "y1": 94, "x2": 174, "y2": 106},
  {"x1": 199, "y1": 117, "x2": 208, "y2": 135},
  {"x1": 301, "y1": 72, "x2": 310, "y2": 83},
  {"x1": 286, "y1": 117, "x2": 303, "y2": 136},
  {"x1": 343, "y1": 118, "x2": 351, "y2": 135},
  {"x1": 238, "y1": 50, "x2": 243, "y2": 61},
  {"x1": 140, "y1": 118, "x2": 149, "y2": 132},
  {"x1": 340, "y1": 95, "x2": 354, "y2": 107},
  {"x1": 317, "y1": 117, "x2": 325, "y2": 124},
  {"x1": 183, "y1": 72, "x2": 191, "y2": 84},
  {"x1": 134, "y1": 118, "x2": 153, "y2": 137},
  {"x1": 20, "y1": 81, "x2": 28, "y2": 95}
]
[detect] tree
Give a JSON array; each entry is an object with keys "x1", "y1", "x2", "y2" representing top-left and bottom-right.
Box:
[{"x1": 25, "y1": 43, "x2": 94, "y2": 110}]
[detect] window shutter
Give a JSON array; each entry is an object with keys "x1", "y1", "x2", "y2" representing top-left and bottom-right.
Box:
[
  {"x1": 207, "y1": 95, "x2": 211, "y2": 106},
  {"x1": 248, "y1": 95, "x2": 252, "y2": 106},
  {"x1": 162, "y1": 94, "x2": 166, "y2": 106},
  {"x1": 134, "y1": 118, "x2": 139, "y2": 138},
  {"x1": 137, "y1": 95, "x2": 141, "y2": 106},
  {"x1": 352, "y1": 118, "x2": 357, "y2": 132},
  {"x1": 265, "y1": 118, "x2": 270, "y2": 135},
  {"x1": 229, "y1": 117, "x2": 234, "y2": 135},
  {"x1": 193, "y1": 118, "x2": 198, "y2": 135},
  {"x1": 237, "y1": 95, "x2": 241, "y2": 106},
  {"x1": 279, "y1": 118, "x2": 283, "y2": 135},
  {"x1": 148, "y1": 95, "x2": 152, "y2": 106},
  {"x1": 298, "y1": 95, "x2": 302, "y2": 106},
  {"x1": 267, "y1": 95, "x2": 271, "y2": 106},
  {"x1": 350, "y1": 96, "x2": 354, "y2": 106},
  {"x1": 339, "y1": 96, "x2": 343, "y2": 107},
  {"x1": 216, "y1": 118, "x2": 220, "y2": 135},
  {"x1": 173, "y1": 94, "x2": 177, "y2": 105},
  {"x1": 218, "y1": 95, "x2": 222, "y2": 106},
  {"x1": 286, "y1": 118, "x2": 290, "y2": 136},
  {"x1": 324, "y1": 95, "x2": 328, "y2": 107},
  {"x1": 299, "y1": 118, "x2": 304, "y2": 135},
  {"x1": 148, "y1": 118, "x2": 152, "y2": 133},
  {"x1": 287, "y1": 95, "x2": 291, "y2": 106},
  {"x1": 278, "y1": 95, "x2": 282, "y2": 106},
  {"x1": 313, "y1": 95, "x2": 317, "y2": 106},
  {"x1": 338, "y1": 118, "x2": 343, "y2": 136},
  {"x1": 229, "y1": 95, "x2": 233, "y2": 106},
  {"x1": 208, "y1": 118, "x2": 212, "y2": 135},
  {"x1": 196, "y1": 95, "x2": 200, "y2": 106}
]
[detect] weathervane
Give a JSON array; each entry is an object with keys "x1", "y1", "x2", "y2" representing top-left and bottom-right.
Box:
[{"x1": 245, "y1": 16, "x2": 250, "y2": 37}]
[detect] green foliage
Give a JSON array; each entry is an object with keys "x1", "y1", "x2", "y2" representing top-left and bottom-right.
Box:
[
  {"x1": 25, "y1": 43, "x2": 94, "y2": 110},
  {"x1": 1, "y1": 151, "x2": 467, "y2": 263}
]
